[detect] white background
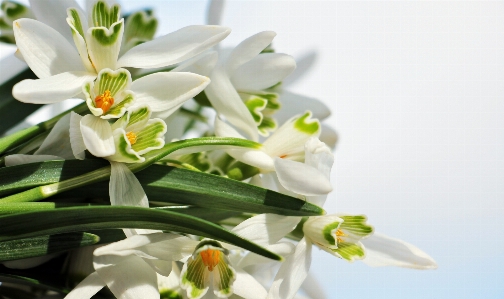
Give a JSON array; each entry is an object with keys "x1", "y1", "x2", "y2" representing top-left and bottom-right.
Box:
[{"x1": 1, "y1": 1, "x2": 503, "y2": 298}]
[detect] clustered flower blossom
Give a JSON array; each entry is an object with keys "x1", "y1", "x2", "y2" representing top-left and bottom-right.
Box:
[{"x1": 0, "y1": 0, "x2": 437, "y2": 298}]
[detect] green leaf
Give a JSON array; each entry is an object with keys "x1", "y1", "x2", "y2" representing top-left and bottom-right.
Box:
[
  {"x1": 0, "y1": 273, "x2": 69, "y2": 294},
  {"x1": 0, "y1": 137, "x2": 262, "y2": 202},
  {"x1": 0, "y1": 232, "x2": 100, "y2": 262},
  {"x1": 0, "y1": 68, "x2": 40, "y2": 136},
  {"x1": 0, "y1": 160, "x2": 324, "y2": 216},
  {"x1": 0, "y1": 102, "x2": 88, "y2": 155},
  {"x1": 0, "y1": 206, "x2": 282, "y2": 261}
]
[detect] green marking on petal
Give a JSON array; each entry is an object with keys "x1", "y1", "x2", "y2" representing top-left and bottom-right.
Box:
[
  {"x1": 332, "y1": 242, "x2": 366, "y2": 262},
  {"x1": 92, "y1": 1, "x2": 120, "y2": 28},
  {"x1": 181, "y1": 255, "x2": 209, "y2": 299},
  {"x1": 127, "y1": 106, "x2": 151, "y2": 128},
  {"x1": 340, "y1": 215, "x2": 374, "y2": 238},
  {"x1": 2, "y1": 1, "x2": 28, "y2": 20},
  {"x1": 124, "y1": 10, "x2": 158, "y2": 43},
  {"x1": 322, "y1": 221, "x2": 342, "y2": 246},
  {"x1": 293, "y1": 111, "x2": 320, "y2": 135},
  {"x1": 131, "y1": 119, "x2": 166, "y2": 154},
  {"x1": 96, "y1": 68, "x2": 130, "y2": 96},
  {"x1": 108, "y1": 131, "x2": 143, "y2": 163},
  {"x1": 258, "y1": 116, "x2": 277, "y2": 137},
  {"x1": 160, "y1": 289, "x2": 184, "y2": 299},
  {"x1": 68, "y1": 8, "x2": 84, "y2": 38},
  {"x1": 105, "y1": 93, "x2": 134, "y2": 118},
  {"x1": 245, "y1": 97, "x2": 267, "y2": 124},
  {"x1": 214, "y1": 256, "x2": 236, "y2": 296},
  {"x1": 90, "y1": 20, "x2": 123, "y2": 46}
]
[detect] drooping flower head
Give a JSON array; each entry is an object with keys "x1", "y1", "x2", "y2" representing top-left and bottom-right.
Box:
[{"x1": 180, "y1": 240, "x2": 236, "y2": 299}]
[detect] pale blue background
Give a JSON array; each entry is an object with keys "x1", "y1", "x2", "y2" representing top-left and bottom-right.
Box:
[{"x1": 2, "y1": 1, "x2": 503, "y2": 298}]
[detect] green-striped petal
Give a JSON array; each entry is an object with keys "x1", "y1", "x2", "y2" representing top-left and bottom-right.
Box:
[
  {"x1": 294, "y1": 111, "x2": 320, "y2": 135},
  {"x1": 67, "y1": 8, "x2": 94, "y2": 72},
  {"x1": 181, "y1": 240, "x2": 236, "y2": 299},
  {"x1": 122, "y1": 10, "x2": 157, "y2": 53},
  {"x1": 331, "y1": 242, "x2": 366, "y2": 262},
  {"x1": 244, "y1": 96, "x2": 267, "y2": 124},
  {"x1": 91, "y1": 0, "x2": 120, "y2": 28},
  {"x1": 131, "y1": 119, "x2": 167, "y2": 155},
  {"x1": 107, "y1": 129, "x2": 144, "y2": 163},
  {"x1": 1, "y1": 1, "x2": 31, "y2": 21},
  {"x1": 338, "y1": 214, "x2": 374, "y2": 239},
  {"x1": 86, "y1": 19, "x2": 124, "y2": 71}
]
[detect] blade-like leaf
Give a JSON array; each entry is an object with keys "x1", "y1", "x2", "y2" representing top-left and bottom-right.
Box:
[
  {"x1": 0, "y1": 102, "x2": 88, "y2": 155},
  {"x1": 0, "y1": 232, "x2": 100, "y2": 262},
  {"x1": 0, "y1": 206, "x2": 282, "y2": 261},
  {"x1": 0, "y1": 68, "x2": 40, "y2": 135},
  {"x1": 0, "y1": 273, "x2": 69, "y2": 294},
  {"x1": 0, "y1": 160, "x2": 324, "y2": 216},
  {"x1": 0, "y1": 138, "x2": 262, "y2": 203}
]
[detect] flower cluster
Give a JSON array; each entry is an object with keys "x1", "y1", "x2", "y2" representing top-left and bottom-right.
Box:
[{"x1": 0, "y1": 1, "x2": 437, "y2": 299}]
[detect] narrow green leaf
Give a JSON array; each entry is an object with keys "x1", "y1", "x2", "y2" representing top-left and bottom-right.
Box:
[
  {"x1": 0, "y1": 102, "x2": 88, "y2": 155},
  {"x1": 0, "y1": 68, "x2": 40, "y2": 135},
  {"x1": 0, "y1": 232, "x2": 100, "y2": 262},
  {"x1": 0, "y1": 273, "x2": 69, "y2": 294},
  {"x1": 0, "y1": 138, "x2": 262, "y2": 203},
  {"x1": 0, "y1": 160, "x2": 324, "y2": 216},
  {"x1": 0, "y1": 206, "x2": 282, "y2": 261}
]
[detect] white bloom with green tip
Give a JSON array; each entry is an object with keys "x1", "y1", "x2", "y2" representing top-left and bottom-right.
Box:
[
  {"x1": 83, "y1": 68, "x2": 134, "y2": 119},
  {"x1": 303, "y1": 214, "x2": 373, "y2": 262},
  {"x1": 121, "y1": 9, "x2": 157, "y2": 54},
  {"x1": 107, "y1": 105, "x2": 167, "y2": 163},
  {"x1": 12, "y1": 0, "x2": 230, "y2": 104},
  {"x1": 216, "y1": 111, "x2": 332, "y2": 196},
  {"x1": 180, "y1": 240, "x2": 236, "y2": 299}
]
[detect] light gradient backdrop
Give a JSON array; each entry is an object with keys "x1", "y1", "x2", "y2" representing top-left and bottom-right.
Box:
[{"x1": 1, "y1": 1, "x2": 503, "y2": 298}]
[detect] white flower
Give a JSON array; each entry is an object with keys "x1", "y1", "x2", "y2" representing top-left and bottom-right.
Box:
[
  {"x1": 11, "y1": 0, "x2": 230, "y2": 105},
  {"x1": 215, "y1": 115, "x2": 332, "y2": 196},
  {"x1": 64, "y1": 230, "x2": 272, "y2": 299}
]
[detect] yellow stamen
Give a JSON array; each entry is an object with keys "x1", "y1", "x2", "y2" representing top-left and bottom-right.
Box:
[
  {"x1": 94, "y1": 90, "x2": 114, "y2": 113},
  {"x1": 336, "y1": 229, "x2": 347, "y2": 243},
  {"x1": 279, "y1": 154, "x2": 287, "y2": 159},
  {"x1": 126, "y1": 132, "x2": 137, "y2": 145},
  {"x1": 200, "y1": 248, "x2": 221, "y2": 271}
]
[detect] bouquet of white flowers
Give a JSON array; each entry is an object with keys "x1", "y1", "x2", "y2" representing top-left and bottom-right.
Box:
[{"x1": 0, "y1": 1, "x2": 436, "y2": 298}]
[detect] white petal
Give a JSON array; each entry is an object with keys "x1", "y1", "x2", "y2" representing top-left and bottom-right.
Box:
[
  {"x1": 96, "y1": 256, "x2": 159, "y2": 299},
  {"x1": 131, "y1": 72, "x2": 210, "y2": 113},
  {"x1": 225, "y1": 31, "x2": 276, "y2": 75},
  {"x1": 118, "y1": 25, "x2": 231, "y2": 69},
  {"x1": 70, "y1": 112, "x2": 87, "y2": 160},
  {"x1": 13, "y1": 72, "x2": 96, "y2": 104},
  {"x1": 109, "y1": 161, "x2": 149, "y2": 207},
  {"x1": 172, "y1": 50, "x2": 218, "y2": 77},
  {"x1": 206, "y1": 67, "x2": 258, "y2": 141},
  {"x1": 143, "y1": 258, "x2": 173, "y2": 277},
  {"x1": 268, "y1": 238, "x2": 312, "y2": 299},
  {"x1": 80, "y1": 114, "x2": 115, "y2": 157},
  {"x1": 86, "y1": 19, "x2": 124, "y2": 71},
  {"x1": 232, "y1": 214, "x2": 301, "y2": 247},
  {"x1": 64, "y1": 271, "x2": 105, "y2": 299},
  {"x1": 361, "y1": 233, "x2": 438, "y2": 269},
  {"x1": 5, "y1": 154, "x2": 63, "y2": 167},
  {"x1": 29, "y1": 0, "x2": 81, "y2": 44},
  {"x1": 274, "y1": 158, "x2": 332, "y2": 196},
  {"x1": 233, "y1": 269, "x2": 268, "y2": 299},
  {"x1": 304, "y1": 137, "x2": 333, "y2": 179},
  {"x1": 13, "y1": 19, "x2": 85, "y2": 78},
  {"x1": 231, "y1": 53, "x2": 296, "y2": 91},
  {"x1": 237, "y1": 242, "x2": 295, "y2": 270},
  {"x1": 275, "y1": 91, "x2": 331, "y2": 124},
  {"x1": 206, "y1": 0, "x2": 225, "y2": 25},
  {"x1": 214, "y1": 117, "x2": 273, "y2": 170},
  {"x1": 35, "y1": 113, "x2": 75, "y2": 159}
]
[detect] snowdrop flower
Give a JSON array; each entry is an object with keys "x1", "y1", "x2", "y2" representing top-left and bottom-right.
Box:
[
  {"x1": 69, "y1": 67, "x2": 209, "y2": 159},
  {"x1": 215, "y1": 113, "x2": 332, "y2": 196},
  {"x1": 186, "y1": 31, "x2": 296, "y2": 140},
  {"x1": 12, "y1": 0, "x2": 230, "y2": 104},
  {"x1": 65, "y1": 231, "x2": 270, "y2": 299}
]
